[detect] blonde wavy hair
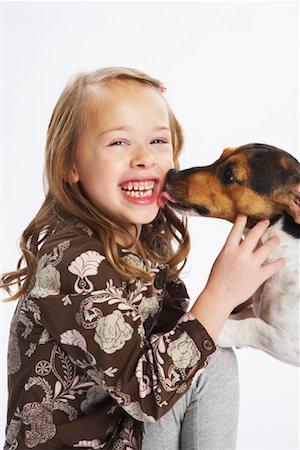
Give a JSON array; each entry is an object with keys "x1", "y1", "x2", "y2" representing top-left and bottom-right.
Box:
[{"x1": 1, "y1": 67, "x2": 190, "y2": 301}]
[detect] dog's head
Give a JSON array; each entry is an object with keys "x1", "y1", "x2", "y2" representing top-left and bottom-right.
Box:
[{"x1": 160, "y1": 143, "x2": 300, "y2": 225}]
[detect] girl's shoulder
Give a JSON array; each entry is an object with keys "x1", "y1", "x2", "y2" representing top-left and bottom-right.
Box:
[
  {"x1": 29, "y1": 220, "x2": 123, "y2": 298},
  {"x1": 39, "y1": 220, "x2": 102, "y2": 258}
]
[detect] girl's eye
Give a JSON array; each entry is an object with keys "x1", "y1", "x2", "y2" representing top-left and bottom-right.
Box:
[
  {"x1": 110, "y1": 141, "x2": 126, "y2": 146},
  {"x1": 151, "y1": 139, "x2": 167, "y2": 144}
]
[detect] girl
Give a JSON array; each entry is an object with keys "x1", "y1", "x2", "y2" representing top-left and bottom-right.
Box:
[{"x1": 1, "y1": 67, "x2": 284, "y2": 450}]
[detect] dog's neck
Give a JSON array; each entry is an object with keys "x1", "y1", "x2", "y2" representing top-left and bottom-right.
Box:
[
  {"x1": 246, "y1": 213, "x2": 300, "y2": 239},
  {"x1": 266, "y1": 213, "x2": 300, "y2": 239},
  {"x1": 280, "y1": 213, "x2": 300, "y2": 239}
]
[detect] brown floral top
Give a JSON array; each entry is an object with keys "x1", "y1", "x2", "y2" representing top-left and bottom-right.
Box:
[{"x1": 5, "y1": 221, "x2": 216, "y2": 450}]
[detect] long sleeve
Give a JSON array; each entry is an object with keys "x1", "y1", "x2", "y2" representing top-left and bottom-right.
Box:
[
  {"x1": 5, "y1": 224, "x2": 218, "y2": 450},
  {"x1": 152, "y1": 277, "x2": 191, "y2": 333},
  {"x1": 30, "y1": 230, "x2": 216, "y2": 422}
]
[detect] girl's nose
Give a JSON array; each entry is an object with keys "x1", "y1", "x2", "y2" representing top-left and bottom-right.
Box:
[{"x1": 130, "y1": 145, "x2": 156, "y2": 168}]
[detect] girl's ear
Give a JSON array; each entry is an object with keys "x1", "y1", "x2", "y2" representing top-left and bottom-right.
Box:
[
  {"x1": 63, "y1": 166, "x2": 79, "y2": 184},
  {"x1": 70, "y1": 166, "x2": 80, "y2": 184}
]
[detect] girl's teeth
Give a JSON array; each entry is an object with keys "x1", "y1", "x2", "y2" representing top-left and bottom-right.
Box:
[
  {"x1": 121, "y1": 180, "x2": 155, "y2": 192},
  {"x1": 121, "y1": 180, "x2": 155, "y2": 199},
  {"x1": 123, "y1": 189, "x2": 153, "y2": 198}
]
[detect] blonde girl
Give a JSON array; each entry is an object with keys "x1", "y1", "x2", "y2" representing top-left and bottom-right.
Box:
[{"x1": 1, "y1": 67, "x2": 284, "y2": 450}]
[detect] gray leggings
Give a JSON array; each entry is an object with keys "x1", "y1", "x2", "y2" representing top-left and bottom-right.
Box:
[{"x1": 142, "y1": 347, "x2": 239, "y2": 450}]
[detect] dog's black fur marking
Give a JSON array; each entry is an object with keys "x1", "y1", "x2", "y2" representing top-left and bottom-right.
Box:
[
  {"x1": 193, "y1": 205, "x2": 210, "y2": 215},
  {"x1": 220, "y1": 143, "x2": 299, "y2": 165},
  {"x1": 248, "y1": 152, "x2": 290, "y2": 195},
  {"x1": 169, "y1": 200, "x2": 210, "y2": 216},
  {"x1": 282, "y1": 213, "x2": 300, "y2": 239}
]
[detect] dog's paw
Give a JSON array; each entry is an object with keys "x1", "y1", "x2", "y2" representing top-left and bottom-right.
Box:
[
  {"x1": 216, "y1": 321, "x2": 237, "y2": 348},
  {"x1": 216, "y1": 333, "x2": 233, "y2": 348}
]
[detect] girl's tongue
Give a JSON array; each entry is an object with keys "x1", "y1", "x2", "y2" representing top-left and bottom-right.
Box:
[{"x1": 157, "y1": 191, "x2": 177, "y2": 208}]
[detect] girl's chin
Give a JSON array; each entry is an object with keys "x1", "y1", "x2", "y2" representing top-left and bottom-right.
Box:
[{"x1": 122, "y1": 210, "x2": 159, "y2": 228}]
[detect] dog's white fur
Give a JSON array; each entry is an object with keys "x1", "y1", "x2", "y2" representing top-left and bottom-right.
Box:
[{"x1": 217, "y1": 217, "x2": 299, "y2": 366}]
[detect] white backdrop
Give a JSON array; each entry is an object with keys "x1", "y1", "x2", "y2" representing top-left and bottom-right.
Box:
[{"x1": 1, "y1": 1, "x2": 299, "y2": 449}]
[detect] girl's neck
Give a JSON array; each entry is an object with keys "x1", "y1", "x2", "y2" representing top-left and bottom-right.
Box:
[{"x1": 115, "y1": 224, "x2": 142, "y2": 255}]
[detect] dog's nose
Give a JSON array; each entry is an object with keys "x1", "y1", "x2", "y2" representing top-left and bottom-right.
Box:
[{"x1": 167, "y1": 169, "x2": 181, "y2": 183}]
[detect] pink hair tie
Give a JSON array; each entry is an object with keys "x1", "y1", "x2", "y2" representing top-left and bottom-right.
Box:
[{"x1": 160, "y1": 85, "x2": 167, "y2": 93}]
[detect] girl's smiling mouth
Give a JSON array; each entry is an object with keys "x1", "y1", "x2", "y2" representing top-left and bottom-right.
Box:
[{"x1": 119, "y1": 178, "x2": 159, "y2": 204}]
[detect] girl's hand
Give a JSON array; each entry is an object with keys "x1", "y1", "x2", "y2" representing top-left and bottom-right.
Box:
[
  {"x1": 205, "y1": 214, "x2": 285, "y2": 310},
  {"x1": 191, "y1": 214, "x2": 285, "y2": 341}
]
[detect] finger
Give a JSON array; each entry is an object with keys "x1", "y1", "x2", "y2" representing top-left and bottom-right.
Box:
[
  {"x1": 261, "y1": 257, "x2": 286, "y2": 281},
  {"x1": 241, "y1": 219, "x2": 270, "y2": 252},
  {"x1": 225, "y1": 214, "x2": 248, "y2": 247},
  {"x1": 255, "y1": 235, "x2": 281, "y2": 263}
]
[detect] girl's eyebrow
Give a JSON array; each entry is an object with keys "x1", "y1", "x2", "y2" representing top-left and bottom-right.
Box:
[
  {"x1": 99, "y1": 126, "x2": 130, "y2": 136},
  {"x1": 153, "y1": 126, "x2": 171, "y2": 132},
  {"x1": 99, "y1": 125, "x2": 170, "y2": 137}
]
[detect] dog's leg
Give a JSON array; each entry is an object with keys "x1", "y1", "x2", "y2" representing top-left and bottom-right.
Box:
[
  {"x1": 217, "y1": 318, "x2": 299, "y2": 366},
  {"x1": 229, "y1": 306, "x2": 254, "y2": 321}
]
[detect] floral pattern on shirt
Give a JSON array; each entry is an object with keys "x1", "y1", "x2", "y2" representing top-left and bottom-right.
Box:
[
  {"x1": 21, "y1": 402, "x2": 56, "y2": 448},
  {"x1": 68, "y1": 250, "x2": 105, "y2": 294},
  {"x1": 167, "y1": 331, "x2": 201, "y2": 369},
  {"x1": 94, "y1": 310, "x2": 134, "y2": 354},
  {"x1": 5, "y1": 221, "x2": 216, "y2": 449},
  {"x1": 30, "y1": 241, "x2": 70, "y2": 298}
]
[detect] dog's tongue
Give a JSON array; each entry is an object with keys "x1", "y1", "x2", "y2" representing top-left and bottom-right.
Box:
[{"x1": 157, "y1": 191, "x2": 177, "y2": 208}]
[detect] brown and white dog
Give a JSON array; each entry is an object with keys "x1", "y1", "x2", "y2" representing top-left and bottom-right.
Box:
[{"x1": 159, "y1": 143, "x2": 300, "y2": 366}]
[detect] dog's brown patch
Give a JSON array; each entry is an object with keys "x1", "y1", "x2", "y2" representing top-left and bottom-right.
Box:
[
  {"x1": 229, "y1": 153, "x2": 250, "y2": 182},
  {"x1": 279, "y1": 155, "x2": 293, "y2": 171}
]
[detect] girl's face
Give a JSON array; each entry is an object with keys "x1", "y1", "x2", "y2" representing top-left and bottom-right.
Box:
[{"x1": 72, "y1": 81, "x2": 174, "y2": 235}]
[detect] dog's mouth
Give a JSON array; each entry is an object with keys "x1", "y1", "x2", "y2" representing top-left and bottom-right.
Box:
[
  {"x1": 159, "y1": 184, "x2": 300, "y2": 224},
  {"x1": 158, "y1": 191, "x2": 210, "y2": 216},
  {"x1": 157, "y1": 191, "x2": 177, "y2": 208}
]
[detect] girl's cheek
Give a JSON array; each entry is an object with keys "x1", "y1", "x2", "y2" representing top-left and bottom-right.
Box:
[{"x1": 168, "y1": 154, "x2": 175, "y2": 170}]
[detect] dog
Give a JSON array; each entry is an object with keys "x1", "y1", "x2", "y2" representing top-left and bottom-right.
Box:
[{"x1": 158, "y1": 143, "x2": 300, "y2": 366}]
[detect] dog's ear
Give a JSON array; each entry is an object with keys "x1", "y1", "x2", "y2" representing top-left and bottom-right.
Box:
[
  {"x1": 218, "y1": 147, "x2": 237, "y2": 162},
  {"x1": 287, "y1": 182, "x2": 300, "y2": 224},
  {"x1": 274, "y1": 181, "x2": 300, "y2": 224}
]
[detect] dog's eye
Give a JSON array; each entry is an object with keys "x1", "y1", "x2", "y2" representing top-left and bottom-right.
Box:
[{"x1": 224, "y1": 168, "x2": 235, "y2": 183}]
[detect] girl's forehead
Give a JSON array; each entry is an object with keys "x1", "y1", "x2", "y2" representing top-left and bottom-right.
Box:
[
  {"x1": 87, "y1": 79, "x2": 163, "y2": 107},
  {"x1": 84, "y1": 80, "x2": 169, "y2": 127}
]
